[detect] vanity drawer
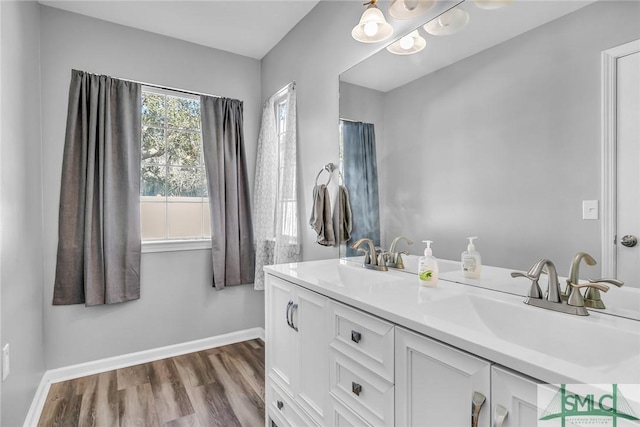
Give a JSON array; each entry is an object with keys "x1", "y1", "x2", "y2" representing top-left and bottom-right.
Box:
[
  {"x1": 268, "y1": 378, "x2": 318, "y2": 427},
  {"x1": 329, "y1": 349, "x2": 394, "y2": 427},
  {"x1": 329, "y1": 301, "x2": 394, "y2": 381},
  {"x1": 328, "y1": 395, "x2": 372, "y2": 427}
]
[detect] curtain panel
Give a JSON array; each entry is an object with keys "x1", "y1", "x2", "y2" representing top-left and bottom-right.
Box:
[
  {"x1": 253, "y1": 86, "x2": 300, "y2": 290},
  {"x1": 53, "y1": 70, "x2": 142, "y2": 306},
  {"x1": 201, "y1": 96, "x2": 255, "y2": 290},
  {"x1": 341, "y1": 121, "x2": 381, "y2": 256}
]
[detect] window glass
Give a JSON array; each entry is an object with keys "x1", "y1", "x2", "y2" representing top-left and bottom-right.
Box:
[{"x1": 140, "y1": 88, "x2": 209, "y2": 241}]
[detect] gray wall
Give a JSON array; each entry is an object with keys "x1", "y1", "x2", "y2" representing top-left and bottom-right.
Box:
[
  {"x1": 39, "y1": 6, "x2": 264, "y2": 369},
  {"x1": 261, "y1": 0, "x2": 459, "y2": 263},
  {"x1": 377, "y1": 1, "x2": 640, "y2": 275},
  {"x1": 1, "y1": 2, "x2": 46, "y2": 425}
]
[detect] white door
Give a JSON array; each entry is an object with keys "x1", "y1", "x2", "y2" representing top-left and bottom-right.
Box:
[
  {"x1": 395, "y1": 327, "x2": 491, "y2": 427},
  {"x1": 616, "y1": 49, "x2": 640, "y2": 284}
]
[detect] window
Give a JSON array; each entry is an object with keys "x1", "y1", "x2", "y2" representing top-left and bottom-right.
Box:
[
  {"x1": 140, "y1": 87, "x2": 210, "y2": 244},
  {"x1": 275, "y1": 96, "x2": 297, "y2": 241}
]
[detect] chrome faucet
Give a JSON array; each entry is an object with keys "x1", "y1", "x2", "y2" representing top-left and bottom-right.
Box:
[
  {"x1": 351, "y1": 238, "x2": 388, "y2": 271},
  {"x1": 563, "y1": 252, "x2": 597, "y2": 299},
  {"x1": 528, "y1": 258, "x2": 562, "y2": 303},
  {"x1": 512, "y1": 258, "x2": 610, "y2": 316},
  {"x1": 387, "y1": 236, "x2": 413, "y2": 269}
]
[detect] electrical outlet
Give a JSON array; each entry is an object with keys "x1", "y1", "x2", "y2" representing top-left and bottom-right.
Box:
[{"x1": 2, "y1": 344, "x2": 9, "y2": 381}]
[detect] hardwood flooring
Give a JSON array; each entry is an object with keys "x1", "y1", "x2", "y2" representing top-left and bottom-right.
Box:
[{"x1": 37, "y1": 339, "x2": 265, "y2": 427}]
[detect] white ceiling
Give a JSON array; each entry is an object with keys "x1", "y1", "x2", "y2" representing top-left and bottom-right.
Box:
[
  {"x1": 38, "y1": 0, "x2": 321, "y2": 59},
  {"x1": 341, "y1": 0, "x2": 597, "y2": 92}
]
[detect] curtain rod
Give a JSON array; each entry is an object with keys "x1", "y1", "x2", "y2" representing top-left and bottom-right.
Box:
[
  {"x1": 73, "y1": 70, "x2": 226, "y2": 100},
  {"x1": 272, "y1": 81, "x2": 296, "y2": 98},
  {"x1": 340, "y1": 118, "x2": 372, "y2": 124},
  {"x1": 137, "y1": 80, "x2": 224, "y2": 100}
]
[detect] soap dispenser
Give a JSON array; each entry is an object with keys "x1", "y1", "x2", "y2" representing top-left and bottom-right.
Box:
[
  {"x1": 418, "y1": 240, "x2": 439, "y2": 287},
  {"x1": 461, "y1": 236, "x2": 482, "y2": 279}
]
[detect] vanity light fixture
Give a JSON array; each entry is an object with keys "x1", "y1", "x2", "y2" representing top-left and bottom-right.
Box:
[
  {"x1": 472, "y1": 0, "x2": 513, "y2": 10},
  {"x1": 352, "y1": 0, "x2": 394, "y2": 43},
  {"x1": 423, "y1": 6, "x2": 469, "y2": 36},
  {"x1": 386, "y1": 30, "x2": 426, "y2": 55},
  {"x1": 388, "y1": 0, "x2": 436, "y2": 20}
]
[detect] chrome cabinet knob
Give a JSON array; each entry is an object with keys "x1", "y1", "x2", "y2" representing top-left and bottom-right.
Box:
[
  {"x1": 277, "y1": 400, "x2": 284, "y2": 410},
  {"x1": 351, "y1": 330, "x2": 362, "y2": 343},
  {"x1": 352, "y1": 382, "x2": 362, "y2": 396}
]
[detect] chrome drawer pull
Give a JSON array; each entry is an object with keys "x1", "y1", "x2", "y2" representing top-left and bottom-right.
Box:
[
  {"x1": 351, "y1": 330, "x2": 362, "y2": 343},
  {"x1": 493, "y1": 404, "x2": 509, "y2": 427},
  {"x1": 471, "y1": 391, "x2": 486, "y2": 427},
  {"x1": 277, "y1": 400, "x2": 284, "y2": 410},
  {"x1": 291, "y1": 303, "x2": 299, "y2": 331},
  {"x1": 286, "y1": 301, "x2": 293, "y2": 328},
  {"x1": 352, "y1": 382, "x2": 362, "y2": 396}
]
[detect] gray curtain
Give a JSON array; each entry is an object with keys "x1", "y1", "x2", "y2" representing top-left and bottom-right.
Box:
[
  {"x1": 53, "y1": 70, "x2": 141, "y2": 306},
  {"x1": 341, "y1": 121, "x2": 381, "y2": 256},
  {"x1": 201, "y1": 96, "x2": 255, "y2": 290}
]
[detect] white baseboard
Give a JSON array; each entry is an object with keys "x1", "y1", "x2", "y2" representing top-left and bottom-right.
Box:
[{"x1": 23, "y1": 327, "x2": 265, "y2": 427}]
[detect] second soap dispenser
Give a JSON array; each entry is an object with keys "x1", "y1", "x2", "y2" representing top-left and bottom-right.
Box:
[{"x1": 461, "y1": 236, "x2": 482, "y2": 279}]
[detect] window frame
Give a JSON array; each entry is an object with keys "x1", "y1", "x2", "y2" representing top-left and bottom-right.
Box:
[
  {"x1": 140, "y1": 85, "x2": 211, "y2": 253},
  {"x1": 273, "y1": 91, "x2": 298, "y2": 243}
]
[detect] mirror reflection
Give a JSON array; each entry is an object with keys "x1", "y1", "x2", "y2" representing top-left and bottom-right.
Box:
[{"x1": 338, "y1": 0, "x2": 640, "y2": 315}]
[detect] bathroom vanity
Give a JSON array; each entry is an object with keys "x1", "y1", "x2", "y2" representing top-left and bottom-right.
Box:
[{"x1": 264, "y1": 259, "x2": 640, "y2": 427}]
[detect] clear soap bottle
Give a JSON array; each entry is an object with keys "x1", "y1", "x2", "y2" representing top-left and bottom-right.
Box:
[
  {"x1": 461, "y1": 236, "x2": 482, "y2": 279},
  {"x1": 418, "y1": 240, "x2": 439, "y2": 287}
]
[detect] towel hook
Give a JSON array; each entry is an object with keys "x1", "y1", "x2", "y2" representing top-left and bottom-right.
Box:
[{"x1": 315, "y1": 163, "x2": 337, "y2": 186}]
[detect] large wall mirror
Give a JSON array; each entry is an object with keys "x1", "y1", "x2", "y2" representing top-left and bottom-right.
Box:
[{"x1": 338, "y1": 0, "x2": 640, "y2": 289}]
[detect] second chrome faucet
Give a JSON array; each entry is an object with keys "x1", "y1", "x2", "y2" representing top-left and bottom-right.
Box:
[{"x1": 512, "y1": 256, "x2": 612, "y2": 316}]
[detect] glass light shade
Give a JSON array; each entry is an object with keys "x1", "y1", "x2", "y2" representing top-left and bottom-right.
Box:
[
  {"x1": 423, "y1": 7, "x2": 469, "y2": 36},
  {"x1": 386, "y1": 30, "x2": 426, "y2": 55},
  {"x1": 352, "y1": 5, "x2": 394, "y2": 43},
  {"x1": 388, "y1": 0, "x2": 436, "y2": 20},
  {"x1": 472, "y1": 0, "x2": 513, "y2": 10}
]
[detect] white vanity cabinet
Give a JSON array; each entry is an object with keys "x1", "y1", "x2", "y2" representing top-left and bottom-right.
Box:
[
  {"x1": 265, "y1": 274, "x2": 330, "y2": 426},
  {"x1": 490, "y1": 366, "x2": 542, "y2": 427},
  {"x1": 395, "y1": 327, "x2": 492, "y2": 427}
]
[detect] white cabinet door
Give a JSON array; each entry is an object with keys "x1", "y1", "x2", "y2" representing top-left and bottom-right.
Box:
[
  {"x1": 266, "y1": 275, "x2": 296, "y2": 395},
  {"x1": 294, "y1": 286, "x2": 330, "y2": 425},
  {"x1": 395, "y1": 327, "x2": 491, "y2": 427},
  {"x1": 266, "y1": 274, "x2": 329, "y2": 427},
  {"x1": 491, "y1": 366, "x2": 541, "y2": 427}
]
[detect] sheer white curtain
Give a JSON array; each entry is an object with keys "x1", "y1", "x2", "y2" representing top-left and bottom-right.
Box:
[{"x1": 253, "y1": 84, "x2": 300, "y2": 290}]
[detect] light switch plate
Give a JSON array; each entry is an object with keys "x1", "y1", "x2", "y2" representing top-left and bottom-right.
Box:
[{"x1": 582, "y1": 200, "x2": 599, "y2": 220}]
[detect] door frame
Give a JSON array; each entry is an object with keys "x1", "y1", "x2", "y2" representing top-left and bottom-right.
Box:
[{"x1": 601, "y1": 39, "x2": 640, "y2": 277}]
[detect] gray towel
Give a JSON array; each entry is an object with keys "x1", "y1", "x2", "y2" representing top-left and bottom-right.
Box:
[
  {"x1": 309, "y1": 184, "x2": 336, "y2": 246},
  {"x1": 338, "y1": 185, "x2": 352, "y2": 243}
]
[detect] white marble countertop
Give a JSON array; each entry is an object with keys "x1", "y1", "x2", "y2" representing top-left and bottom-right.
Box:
[{"x1": 265, "y1": 258, "x2": 640, "y2": 385}]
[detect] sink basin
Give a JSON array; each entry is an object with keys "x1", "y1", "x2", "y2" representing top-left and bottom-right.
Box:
[
  {"x1": 423, "y1": 294, "x2": 640, "y2": 373},
  {"x1": 292, "y1": 260, "x2": 407, "y2": 287}
]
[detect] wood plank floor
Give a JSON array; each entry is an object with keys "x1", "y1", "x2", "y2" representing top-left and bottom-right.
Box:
[{"x1": 38, "y1": 339, "x2": 265, "y2": 427}]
